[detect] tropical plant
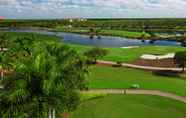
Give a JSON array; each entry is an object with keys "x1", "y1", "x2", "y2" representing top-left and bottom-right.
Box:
[{"x1": 0, "y1": 38, "x2": 89, "y2": 118}]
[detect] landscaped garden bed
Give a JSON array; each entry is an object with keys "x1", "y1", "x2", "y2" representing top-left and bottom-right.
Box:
[{"x1": 133, "y1": 58, "x2": 178, "y2": 68}]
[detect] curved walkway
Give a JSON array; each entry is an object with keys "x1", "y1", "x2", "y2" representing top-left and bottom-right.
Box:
[
  {"x1": 82, "y1": 89, "x2": 186, "y2": 103},
  {"x1": 97, "y1": 60, "x2": 183, "y2": 71}
]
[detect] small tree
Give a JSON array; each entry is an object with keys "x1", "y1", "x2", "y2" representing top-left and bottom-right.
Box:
[
  {"x1": 84, "y1": 47, "x2": 108, "y2": 64},
  {"x1": 174, "y1": 51, "x2": 186, "y2": 72}
]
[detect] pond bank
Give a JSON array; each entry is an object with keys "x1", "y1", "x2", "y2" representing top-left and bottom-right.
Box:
[
  {"x1": 0, "y1": 27, "x2": 182, "y2": 47},
  {"x1": 1, "y1": 27, "x2": 185, "y2": 41}
]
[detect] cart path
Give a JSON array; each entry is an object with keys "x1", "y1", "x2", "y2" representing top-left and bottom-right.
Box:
[
  {"x1": 97, "y1": 60, "x2": 183, "y2": 71},
  {"x1": 81, "y1": 89, "x2": 186, "y2": 103}
]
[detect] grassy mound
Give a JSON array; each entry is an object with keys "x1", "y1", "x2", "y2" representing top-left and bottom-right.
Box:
[{"x1": 71, "y1": 95, "x2": 186, "y2": 118}]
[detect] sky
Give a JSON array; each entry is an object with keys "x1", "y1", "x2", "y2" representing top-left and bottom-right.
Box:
[{"x1": 0, "y1": 0, "x2": 186, "y2": 19}]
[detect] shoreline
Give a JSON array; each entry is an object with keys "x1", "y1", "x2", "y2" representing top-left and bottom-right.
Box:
[{"x1": 0, "y1": 26, "x2": 184, "y2": 42}]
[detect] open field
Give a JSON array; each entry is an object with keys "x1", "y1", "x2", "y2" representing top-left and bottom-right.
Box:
[
  {"x1": 88, "y1": 65, "x2": 186, "y2": 97},
  {"x1": 70, "y1": 44, "x2": 186, "y2": 63},
  {"x1": 99, "y1": 29, "x2": 150, "y2": 38},
  {"x1": 70, "y1": 94, "x2": 186, "y2": 118},
  {"x1": 55, "y1": 26, "x2": 89, "y2": 34},
  {"x1": 55, "y1": 27, "x2": 150, "y2": 39}
]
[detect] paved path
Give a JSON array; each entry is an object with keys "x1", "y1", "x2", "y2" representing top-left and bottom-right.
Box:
[
  {"x1": 82, "y1": 89, "x2": 186, "y2": 103},
  {"x1": 97, "y1": 60, "x2": 183, "y2": 71}
]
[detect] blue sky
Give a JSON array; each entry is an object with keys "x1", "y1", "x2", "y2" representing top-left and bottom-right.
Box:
[{"x1": 0, "y1": 0, "x2": 186, "y2": 19}]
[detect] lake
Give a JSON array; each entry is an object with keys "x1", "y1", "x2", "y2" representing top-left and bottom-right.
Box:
[{"x1": 0, "y1": 28, "x2": 181, "y2": 47}]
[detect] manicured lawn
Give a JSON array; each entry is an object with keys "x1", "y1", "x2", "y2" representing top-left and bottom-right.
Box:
[
  {"x1": 70, "y1": 44, "x2": 186, "y2": 62},
  {"x1": 55, "y1": 27, "x2": 149, "y2": 38},
  {"x1": 100, "y1": 29, "x2": 150, "y2": 38},
  {"x1": 0, "y1": 32, "x2": 60, "y2": 41},
  {"x1": 88, "y1": 65, "x2": 186, "y2": 97},
  {"x1": 55, "y1": 26, "x2": 89, "y2": 34},
  {"x1": 70, "y1": 95, "x2": 186, "y2": 118}
]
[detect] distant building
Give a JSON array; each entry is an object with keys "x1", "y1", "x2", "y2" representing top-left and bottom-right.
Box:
[
  {"x1": 68, "y1": 25, "x2": 72, "y2": 28},
  {"x1": 0, "y1": 16, "x2": 4, "y2": 21},
  {"x1": 68, "y1": 18, "x2": 87, "y2": 22},
  {"x1": 78, "y1": 18, "x2": 87, "y2": 22},
  {"x1": 69, "y1": 19, "x2": 73, "y2": 23}
]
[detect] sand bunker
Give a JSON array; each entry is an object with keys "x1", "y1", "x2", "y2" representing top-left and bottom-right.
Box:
[
  {"x1": 141, "y1": 53, "x2": 175, "y2": 60},
  {"x1": 121, "y1": 46, "x2": 139, "y2": 49}
]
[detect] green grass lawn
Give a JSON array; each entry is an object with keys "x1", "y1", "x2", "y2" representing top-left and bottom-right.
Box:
[
  {"x1": 100, "y1": 29, "x2": 150, "y2": 38},
  {"x1": 55, "y1": 27, "x2": 150, "y2": 38},
  {"x1": 0, "y1": 31, "x2": 60, "y2": 42},
  {"x1": 70, "y1": 44, "x2": 186, "y2": 63},
  {"x1": 55, "y1": 26, "x2": 89, "y2": 34},
  {"x1": 88, "y1": 65, "x2": 186, "y2": 97},
  {"x1": 70, "y1": 94, "x2": 186, "y2": 118}
]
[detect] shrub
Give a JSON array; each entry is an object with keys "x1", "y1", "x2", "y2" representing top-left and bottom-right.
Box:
[
  {"x1": 153, "y1": 70, "x2": 180, "y2": 77},
  {"x1": 113, "y1": 61, "x2": 123, "y2": 67},
  {"x1": 174, "y1": 51, "x2": 186, "y2": 72},
  {"x1": 84, "y1": 47, "x2": 108, "y2": 64},
  {"x1": 130, "y1": 84, "x2": 140, "y2": 89}
]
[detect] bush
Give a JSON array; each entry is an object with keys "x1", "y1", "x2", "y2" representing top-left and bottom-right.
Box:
[
  {"x1": 130, "y1": 84, "x2": 140, "y2": 89},
  {"x1": 80, "y1": 85, "x2": 89, "y2": 91},
  {"x1": 84, "y1": 47, "x2": 108, "y2": 64},
  {"x1": 174, "y1": 51, "x2": 186, "y2": 72},
  {"x1": 153, "y1": 70, "x2": 180, "y2": 77},
  {"x1": 113, "y1": 61, "x2": 123, "y2": 67}
]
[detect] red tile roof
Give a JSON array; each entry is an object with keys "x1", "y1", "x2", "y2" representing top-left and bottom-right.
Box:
[{"x1": 0, "y1": 16, "x2": 4, "y2": 19}]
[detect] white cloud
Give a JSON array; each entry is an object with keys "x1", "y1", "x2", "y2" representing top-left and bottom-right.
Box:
[
  {"x1": 0, "y1": 0, "x2": 186, "y2": 18},
  {"x1": 0, "y1": 0, "x2": 16, "y2": 5}
]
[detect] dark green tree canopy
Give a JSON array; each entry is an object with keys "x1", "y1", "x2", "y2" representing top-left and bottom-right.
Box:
[
  {"x1": 84, "y1": 47, "x2": 108, "y2": 64},
  {"x1": 0, "y1": 35, "x2": 89, "y2": 118},
  {"x1": 174, "y1": 51, "x2": 186, "y2": 72}
]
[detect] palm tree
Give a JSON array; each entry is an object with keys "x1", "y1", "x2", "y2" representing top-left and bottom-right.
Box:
[{"x1": 0, "y1": 39, "x2": 89, "y2": 118}]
